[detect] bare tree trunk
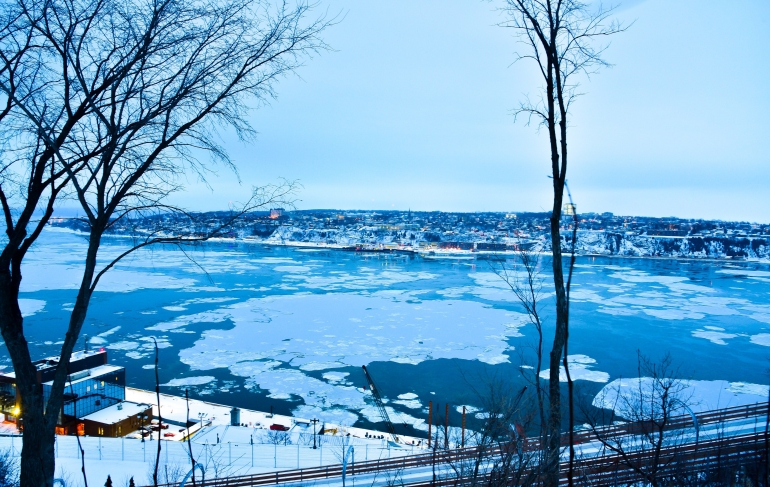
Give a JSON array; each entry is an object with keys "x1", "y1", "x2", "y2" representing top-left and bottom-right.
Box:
[
  {"x1": 500, "y1": 3, "x2": 624, "y2": 484},
  {"x1": 563, "y1": 204, "x2": 579, "y2": 487},
  {"x1": 546, "y1": 219, "x2": 568, "y2": 486},
  {"x1": 0, "y1": 284, "x2": 56, "y2": 487}
]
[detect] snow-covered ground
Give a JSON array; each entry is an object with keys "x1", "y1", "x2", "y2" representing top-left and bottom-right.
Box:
[
  {"x1": 0, "y1": 388, "x2": 427, "y2": 487},
  {"x1": 0, "y1": 430, "x2": 419, "y2": 487}
]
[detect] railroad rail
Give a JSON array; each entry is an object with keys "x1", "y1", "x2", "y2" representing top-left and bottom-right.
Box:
[
  {"x1": 148, "y1": 402, "x2": 769, "y2": 487},
  {"x1": 557, "y1": 432, "x2": 766, "y2": 486},
  {"x1": 381, "y1": 432, "x2": 768, "y2": 487}
]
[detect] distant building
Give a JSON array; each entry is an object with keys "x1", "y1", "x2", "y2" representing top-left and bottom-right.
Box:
[
  {"x1": 0, "y1": 349, "x2": 151, "y2": 437},
  {"x1": 563, "y1": 203, "x2": 577, "y2": 216},
  {"x1": 476, "y1": 242, "x2": 507, "y2": 251},
  {"x1": 647, "y1": 230, "x2": 688, "y2": 237},
  {"x1": 439, "y1": 241, "x2": 474, "y2": 250},
  {"x1": 269, "y1": 208, "x2": 285, "y2": 219}
]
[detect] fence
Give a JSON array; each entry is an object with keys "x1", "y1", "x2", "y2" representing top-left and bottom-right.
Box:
[
  {"x1": 143, "y1": 402, "x2": 770, "y2": 487},
  {"x1": 0, "y1": 433, "x2": 417, "y2": 477},
  {"x1": 0, "y1": 402, "x2": 767, "y2": 487}
]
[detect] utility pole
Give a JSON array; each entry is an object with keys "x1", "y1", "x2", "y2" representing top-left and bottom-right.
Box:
[
  {"x1": 311, "y1": 418, "x2": 319, "y2": 449},
  {"x1": 431, "y1": 428, "x2": 438, "y2": 486},
  {"x1": 461, "y1": 406, "x2": 466, "y2": 448},
  {"x1": 444, "y1": 403, "x2": 449, "y2": 449},
  {"x1": 427, "y1": 401, "x2": 433, "y2": 448}
]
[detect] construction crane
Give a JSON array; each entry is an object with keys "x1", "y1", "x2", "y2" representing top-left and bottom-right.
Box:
[{"x1": 361, "y1": 365, "x2": 397, "y2": 438}]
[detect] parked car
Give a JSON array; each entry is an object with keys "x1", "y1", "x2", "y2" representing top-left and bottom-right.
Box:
[{"x1": 269, "y1": 424, "x2": 290, "y2": 431}]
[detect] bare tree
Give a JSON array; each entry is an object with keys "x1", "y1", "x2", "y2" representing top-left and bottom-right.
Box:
[
  {"x1": 325, "y1": 432, "x2": 352, "y2": 464},
  {"x1": 265, "y1": 430, "x2": 292, "y2": 446},
  {"x1": 146, "y1": 459, "x2": 186, "y2": 487},
  {"x1": 490, "y1": 250, "x2": 547, "y2": 448},
  {"x1": 0, "y1": 0, "x2": 329, "y2": 486},
  {"x1": 0, "y1": 448, "x2": 18, "y2": 487},
  {"x1": 0, "y1": 5, "x2": 100, "y2": 485},
  {"x1": 582, "y1": 353, "x2": 694, "y2": 487},
  {"x1": 499, "y1": 2, "x2": 625, "y2": 485},
  {"x1": 447, "y1": 378, "x2": 536, "y2": 487}
]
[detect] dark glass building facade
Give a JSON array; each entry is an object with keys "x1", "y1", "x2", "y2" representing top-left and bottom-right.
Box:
[
  {"x1": 42, "y1": 366, "x2": 126, "y2": 420},
  {"x1": 0, "y1": 351, "x2": 150, "y2": 437}
]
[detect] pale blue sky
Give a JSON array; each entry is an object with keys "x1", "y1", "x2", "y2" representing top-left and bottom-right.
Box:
[{"x1": 180, "y1": 0, "x2": 770, "y2": 222}]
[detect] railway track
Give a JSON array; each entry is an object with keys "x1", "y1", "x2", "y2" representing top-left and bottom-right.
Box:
[{"x1": 149, "y1": 402, "x2": 769, "y2": 487}]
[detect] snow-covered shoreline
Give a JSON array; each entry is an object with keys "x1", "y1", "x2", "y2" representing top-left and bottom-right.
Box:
[{"x1": 48, "y1": 224, "x2": 770, "y2": 263}]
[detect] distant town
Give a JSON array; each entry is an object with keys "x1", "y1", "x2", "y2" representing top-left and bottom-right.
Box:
[{"x1": 50, "y1": 208, "x2": 770, "y2": 260}]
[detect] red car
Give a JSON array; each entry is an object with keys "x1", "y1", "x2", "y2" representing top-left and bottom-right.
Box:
[{"x1": 269, "y1": 424, "x2": 290, "y2": 431}]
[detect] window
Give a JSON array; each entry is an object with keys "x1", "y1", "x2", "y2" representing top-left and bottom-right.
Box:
[
  {"x1": 98, "y1": 426, "x2": 104, "y2": 435},
  {"x1": 44, "y1": 368, "x2": 126, "y2": 419}
]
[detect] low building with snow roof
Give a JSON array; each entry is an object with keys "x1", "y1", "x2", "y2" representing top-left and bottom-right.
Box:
[
  {"x1": 80, "y1": 400, "x2": 152, "y2": 437},
  {"x1": 0, "y1": 348, "x2": 152, "y2": 438}
]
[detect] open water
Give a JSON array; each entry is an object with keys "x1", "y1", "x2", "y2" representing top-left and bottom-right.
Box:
[{"x1": 6, "y1": 229, "x2": 770, "y2": 433}]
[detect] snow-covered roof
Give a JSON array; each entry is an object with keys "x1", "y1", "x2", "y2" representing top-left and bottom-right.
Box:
[
  {"x1": 41, "y1": 364, "x2": 123, "y2": 386},
  {"x1": 80, "y1": 401, "x2": 151, "y2": 425},
  {"x1": 0, "y1": 349, "x2": 109, "y2": 380}
]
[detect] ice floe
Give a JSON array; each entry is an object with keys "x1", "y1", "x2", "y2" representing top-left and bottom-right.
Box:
[
  {"x1": 540, "y1": 355, "x2": 610, "y2": 383},
  {"x1": 172, "y1": 293, "x2": 529, "y2": 423},
  {"x1": 276, "y1": 267, "x2": 438, "y2": 292},
  {"x1": 162, "y1": 376, "x2": 216, "y2": 387},
  {"x1": 359, "y1": 405, "x2": 428, "y2": 431},
  {"x1": 594, "y1": 378, "x2": 768, "y2": 416},
  {"x1": 177, "y1": 293, "x2": 525, "y2": 371},
  {"x1": 750, "y1": 333, "x2": 770, "y2": 346},
  {"x1": 19, "y1": 299, "x2": 45, "y2": 317},
  {"x1": 691, "y1": 327, "x2": 737, "y2": 345},
  {"x1": 717, "y1": 269, "x2": 770, "y2": 279},
  {"x1": 89, "y1": 326, "x2": 121, "y2": 345},
  {"x1": 393, "y1": 393, "x2": 422, "y2": 409},
  {"x1": 322, "y1": 372, "x2": 350, "y2": 384},
  {"x1": 455, "y1": 405, "x2": 480, "y2": 414}
]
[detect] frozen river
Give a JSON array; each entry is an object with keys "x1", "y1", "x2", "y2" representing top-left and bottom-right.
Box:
[{"x1": 7, "y1": 229, "x2": 770, "y2": 434}]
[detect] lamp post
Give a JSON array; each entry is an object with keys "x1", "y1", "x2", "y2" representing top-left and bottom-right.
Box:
[
  {"x1": 311, "y1": 418, "x2": 319, "y2": 449},
  {"x1": 140, "y1": 414, "x2": 147, "y2": 442}
]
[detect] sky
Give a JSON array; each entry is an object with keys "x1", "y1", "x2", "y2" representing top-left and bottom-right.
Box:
[{"x1": 171, "y1": 0, "x2": 770, "y2": 222}]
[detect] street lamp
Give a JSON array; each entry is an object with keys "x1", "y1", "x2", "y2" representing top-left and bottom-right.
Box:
[
  {"x1": 140, "y1": 414, "x2": 147, "y2": 442},
  {"x1": 311, "y1": 418, "x2": 319, "y2": 449}
]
